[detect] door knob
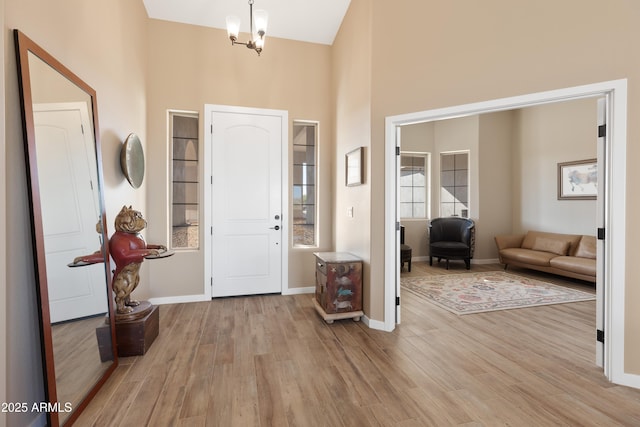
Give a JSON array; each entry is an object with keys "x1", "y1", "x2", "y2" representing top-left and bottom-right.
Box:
[{"x1": 270, "y1": 225, "x2": 280, "y2": 230}]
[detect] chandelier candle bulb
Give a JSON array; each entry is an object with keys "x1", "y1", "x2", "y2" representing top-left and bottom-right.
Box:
[{"x1": 226, "y1": 15, "x2": 240, "y2": 41}]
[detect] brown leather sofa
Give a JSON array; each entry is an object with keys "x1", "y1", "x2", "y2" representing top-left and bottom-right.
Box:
[{"x1": 494, "y1": 231, "x2": 596, "y2": 283}]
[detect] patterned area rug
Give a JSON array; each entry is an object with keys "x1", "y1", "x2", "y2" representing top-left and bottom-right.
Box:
[{"x1": 401, "y1": 271, "x2": 595, "y2": 315}]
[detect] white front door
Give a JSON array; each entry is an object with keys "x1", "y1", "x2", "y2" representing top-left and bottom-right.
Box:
[
  {"x1": 208, "y1": 107, "x2": 286, "y2": 297},
  {"x1": 34, "y1": 103, "x2": 108, "y2": 323}
]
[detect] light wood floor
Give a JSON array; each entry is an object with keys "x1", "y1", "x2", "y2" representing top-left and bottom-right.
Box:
[
  {"x1": 77, "y1": 262, "x2": 640, "y2": 426},
  {"x1": 52, "y1": 315, "x2": 113, "y2": 425}
]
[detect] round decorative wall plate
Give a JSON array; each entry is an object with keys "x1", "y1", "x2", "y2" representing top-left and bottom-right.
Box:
[{"x1": 120, "y1": 133, "x2": 145, "y2": 188}]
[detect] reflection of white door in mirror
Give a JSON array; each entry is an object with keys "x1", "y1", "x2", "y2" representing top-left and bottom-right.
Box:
[{"x1": 34, "y1": 102, "x2": 108, "y2": 323}]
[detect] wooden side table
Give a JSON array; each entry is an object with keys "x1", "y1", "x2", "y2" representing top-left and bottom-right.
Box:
[{"x1": 313, "y1": 252, "x2": 364, "y2": 323}]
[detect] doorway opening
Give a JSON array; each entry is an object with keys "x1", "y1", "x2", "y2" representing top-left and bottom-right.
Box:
[{"x1": 384, "y1": 79, "x2": 633, "y2": 387}]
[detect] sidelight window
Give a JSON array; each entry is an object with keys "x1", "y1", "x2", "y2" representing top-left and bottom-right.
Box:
[
  {"x1": 292, "y1": 121, "x2": 318, "y2": 247},
  {"x1": 170, "y1": 112, "x2": 199, "y2": 249}
]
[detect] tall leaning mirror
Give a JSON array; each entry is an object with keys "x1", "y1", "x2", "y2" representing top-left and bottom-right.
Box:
[{"x1": 14, "y1": 30, "x2": 118, "y2": 426}]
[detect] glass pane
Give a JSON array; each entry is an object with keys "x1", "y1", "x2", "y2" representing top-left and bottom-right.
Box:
[
  {"x1": 455, "y1": 153, "x2": 468, "y2": 169},
  {"x1": 400, "y1": 203, "x2": 413, "y2": 218},
  {"x1": 173, "y1": 138, "x2": 199, "y2": 161},
  {"x1": 441, "y1": 171, "x2": 455, "y2": 187},
  {"x1": 293, "y1": 186, "x2": 303, "y2": 204},
  {"x1": 455, "y1": 204, "x2": 469, "y2": 217},
  {"x1": 413, "y1": 203, "x2": 426, "y2": 218},
  {"x1": 302, "y1": 185, "x2": 315, "y2": 205},
  {"x1": 454, "y1": 186, "x2": 468, "y2": 203},
  {"x1": 173, "y1": 182, "x2": 198, "y2": 204},
  {"x1": 441, "y1": 154, "x2": 455, "y2": 171},
  {"x1": 455, "y1": 169, "x2": 468, "y2": 185},
  {"x1": 296, "y1": 205, "x2": 315, "y2": 225},
  {"x1": 400, "y1": 170, "x2": 414, "y2": 185},
  {"x1": 173, "y1": 115, "x2": 198, "y2": 139},
  {"x1": 293, "y1": 164, "x2": 315, "y2": 185},
  {"x1": 413, "y1": 187, "x2": 425, "y2": 203},
  {"x1": 172, "y1": 224, "x2": 198, "y2": 248},
  {"x1": 293, "y1": 144, "x2": 315, "y2": 165},
  {"x1": 441, "y1": 187, "x2": 455, "y2": 202},
  {"x1": 412, "y1": 170, "x2": 425, "y2": 186},
  {"x1": 441, "y1": 203, "x2": 455, "y2": 217},
  {"x1": 400, "y1": 186, "x2": 413, "y2": 203},
  {"x1": 173, "y1": 160, "x2": 198, "y2": 182},
  {"x1": 172, "y1": 204, "x2": 199, "y2": 226},
  {"x1": 293, "y1": 224, "x2": 314, "y2": 246}
]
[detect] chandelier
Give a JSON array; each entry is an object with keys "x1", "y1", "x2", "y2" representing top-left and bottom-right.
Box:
[{"x1": 225, "y1": 0, "x2": 268, "y2": 56}]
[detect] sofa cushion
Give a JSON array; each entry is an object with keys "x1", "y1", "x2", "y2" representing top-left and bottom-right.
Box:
[
  {"x1": 521, "y1": 231, "x2": 581, "y2": 254},
  {"x1": 531, "y1": 236, "x2": 570, "y2": 256},
  {"x1": 550, "y1": 256, "x2": 596, "y2": 277},
  {"x1": 573, "y1": 235, "x2": 597, "y2": 259},
  {"x1": 499, "y1": 248, "x2": 557, "y2": 267}
]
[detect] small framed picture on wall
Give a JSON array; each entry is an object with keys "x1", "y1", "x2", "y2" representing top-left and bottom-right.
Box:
[
  {"x1": 345, "y1": 147, "x2": 364, "y2": 186},
  {"x1": 557, "y1": 159, "x2": 597, "y2": 200}
]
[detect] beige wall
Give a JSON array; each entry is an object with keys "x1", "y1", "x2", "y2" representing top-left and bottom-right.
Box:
[
  {"x1": 4, "y1": 0, "x2": 148, "y2": 424},
  {"x1": 331, "y1": 0, "x2": 374, "y2": 315},
  {"x1": 364, "y1": 0, "x2": 640, "y2": 372},
  {"x1": 478, "y1": 111, "x2": 514, "y2": 259},
  {"x1": 513, "y1": 98, "x2": 598, "y2": 234},
  {"x1": 143, "y1": 20, "x2": 334, "y2": 300}
]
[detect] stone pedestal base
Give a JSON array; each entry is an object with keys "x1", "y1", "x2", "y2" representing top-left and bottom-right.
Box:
[{"x1": 115, "y1": 302, "x2": 159, "y2": 357}]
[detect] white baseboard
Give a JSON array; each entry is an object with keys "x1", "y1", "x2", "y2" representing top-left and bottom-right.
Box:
[
  {"x1": 472, "y1": 258, "x2": 500, "y2": 265},
  {"x1": 149, "y1": 286, "x2": 315, "y2": 305},
  {"x1": 283, "y1": 286, "x2": 314, "y2": 295},
  {"x1": 362, "y1": 315, "x2": 390, "y2": 331},
  {"x1": 148, "y1": 294, "x2": 210, "y2": 306},
  {"x1": 612, "y1": 372, "x2": 640, "y2": 389},
  {"x1": 410, "y1": 256, "x2": 500, "y2": 265}
]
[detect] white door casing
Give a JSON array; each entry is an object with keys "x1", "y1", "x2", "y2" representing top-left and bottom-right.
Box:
[
  {"x1": 596, "y1": 98, "x2": 606, "y2": 368},
  {"x1": 204, "y1": 105, "x2": 288, "y2": 298},
  {"x1": 34, "y1": 103, "x2": 107, "y2": 323}
]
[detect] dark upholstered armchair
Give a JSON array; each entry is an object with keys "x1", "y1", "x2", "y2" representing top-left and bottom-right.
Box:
[{"x1": 429, "y1": 217, "x2": 475, "y2": 269}]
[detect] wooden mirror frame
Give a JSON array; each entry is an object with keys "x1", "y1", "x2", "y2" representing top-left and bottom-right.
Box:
[{"x1": 14, "y1": 29, "x2": 118, "y2": 426}]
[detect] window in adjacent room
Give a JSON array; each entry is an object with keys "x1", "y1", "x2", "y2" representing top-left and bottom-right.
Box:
[
  {"x1": 440, "y1": 151, "x2": 469, "y2": 217},
  {"x1": 292, "y1": 121, "x2": 318, "y2": 247},
  {"x1": 400, "y1": 152, "x2": 430, "y2": 219},
  {"x1": 170, "y1": 112, "x2": 199, "y2": 249}
]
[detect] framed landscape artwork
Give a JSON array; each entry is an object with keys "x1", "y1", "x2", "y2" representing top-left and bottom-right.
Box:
[{"x1": 557, "y1": 159, "x2": 597, "y2": 200}]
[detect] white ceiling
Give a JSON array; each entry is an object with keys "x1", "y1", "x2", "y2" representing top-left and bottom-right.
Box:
[{"x1": 142, "y1": 0, "x2": 351, "y2": 45}]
